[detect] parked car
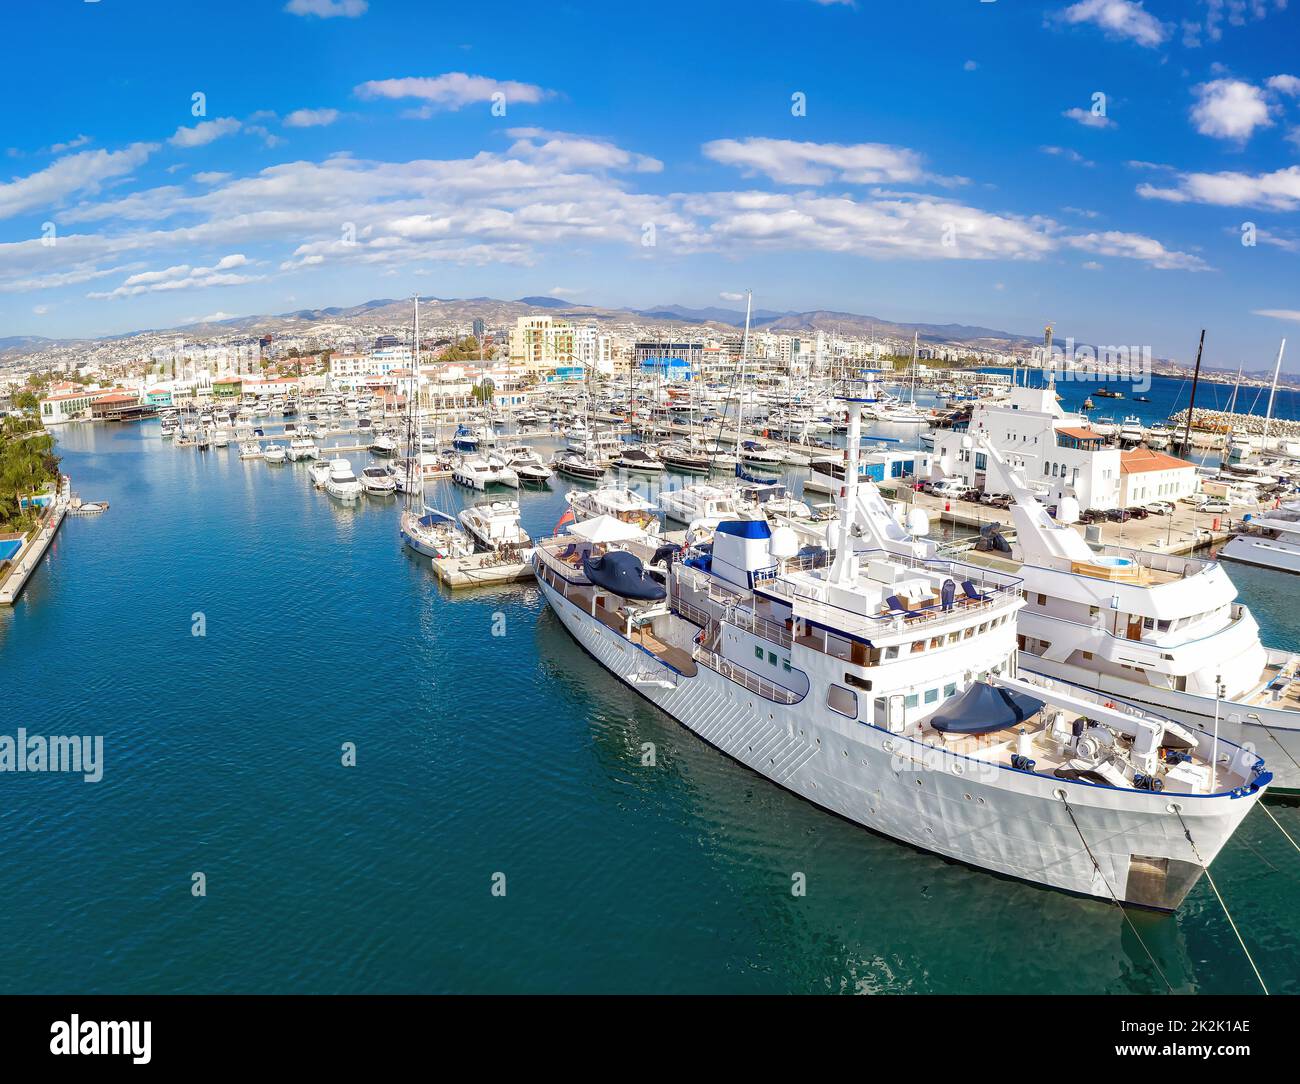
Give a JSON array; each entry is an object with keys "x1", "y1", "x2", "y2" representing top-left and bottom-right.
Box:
[
  {"x1": 1106, "y1": 508, "x2": 1132, "y2": 522},
  {"x1": 1126, "y1": 506, "x2": 1150, "y2": 519},
  {"x1": 979, "y1": 491, "x2": 1009, "y2": 506},
  {"x1": 1201, "y1": 498, "x2": 1231, "y2": 514},
  {"x1": 929, "y1": 479, "x2": 968, "y2": 500},
  {"x1": 1146, "y1": 501, "x2": 1175, "y2": 515}
]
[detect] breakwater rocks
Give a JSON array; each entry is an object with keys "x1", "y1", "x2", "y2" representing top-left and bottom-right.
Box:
[{"x1": 1170, "y1": 408, "x2": 1300, "y2": 441}]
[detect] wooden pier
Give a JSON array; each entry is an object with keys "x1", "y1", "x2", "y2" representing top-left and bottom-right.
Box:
[{"x1": 430, "y1": 551, "x2": 535, "y2": 589}]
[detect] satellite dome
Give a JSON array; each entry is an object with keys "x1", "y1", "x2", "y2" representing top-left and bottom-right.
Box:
[
  {"x1": 1056, "y1": 496, "x2": 1080, "y2": 525},
  {"x1": 907, "y1": 508, "x2": 931, "y2": 536},
  {"x1": 769, "y1": 524, "x2": 799, "y2": 559}
]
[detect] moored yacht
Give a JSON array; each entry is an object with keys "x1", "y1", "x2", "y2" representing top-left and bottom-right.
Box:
[
  {"x1": 361, "y1": 466, "x2": 398, "y2": 496},
  {"x1": 453, "y1": 454, "x2": 518, "y2": 490},
  {"x1": 400, "y1": 506, "x2": 474, "y2": 559},
  {"x1": 1220, "y1": 502, "x2": 1300, "y2": 576},
  {"x1": 324, "y1": 458, "x2": 363, "y2": 501},
  {"x1": 501, "y1": 445, "x2": 553, "y2": 485},
  {"x1": 533, "y1": 388, "x2": 1269, "y2": 908},
  {"x1": 552, "y1": 451, "x2": 606, "y2": 482},
  {"x1": 566, "y1": 485, "x2": 661, "y2": 536},
  {"x1": 612, "y1": 446, "x2": 665, "y2": 474},
  {"x1": 657, "y1": 482, "x2": 743, "y2": 528},
  {"x1": 263, "y1": 443, "x2": 287, "y2": 464},
  {"x1": 458, "y1": 500, "x2": 532, "y2": 555},
  {"x1": 287, "y1": 436, "x2": 319, "y2": 462},
  {"x1": 308, "y1": 460, "x2": 332, "y2": 488}
]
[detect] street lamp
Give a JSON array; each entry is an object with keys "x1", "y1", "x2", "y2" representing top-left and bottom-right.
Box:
[{"x1": 1211, "y1": 673, "x2": 1225, "y2": 791}]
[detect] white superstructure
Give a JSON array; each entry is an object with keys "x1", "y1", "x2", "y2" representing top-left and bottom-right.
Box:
[{"x1": 1221, "y1": 503, "x2": 1300, "y2": 576}]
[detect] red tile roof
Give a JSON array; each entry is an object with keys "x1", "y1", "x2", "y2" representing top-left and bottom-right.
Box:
[
  {"x1": 1120, "y1": 448, "x2": 1195, "y2": 474},
  {"x1": 1056, "y1": 426, "x2": 1102, "y2": 440}
]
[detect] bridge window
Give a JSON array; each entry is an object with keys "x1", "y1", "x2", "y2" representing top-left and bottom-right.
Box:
[{"x1": 827, "y1": 684, "x2": 858, "y2": 719}]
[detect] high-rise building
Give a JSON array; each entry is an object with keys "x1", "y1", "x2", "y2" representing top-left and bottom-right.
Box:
[{"x1": 472, "y1": 318, "x2": 486, "y2": 342}]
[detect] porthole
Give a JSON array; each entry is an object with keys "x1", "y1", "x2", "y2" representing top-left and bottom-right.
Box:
[
  {"x1": 915, "y1": 778, "x2": 923, "y2": 787},
  {"x1": 963, "y1": 793, "x2": 973, "y2": 801}
]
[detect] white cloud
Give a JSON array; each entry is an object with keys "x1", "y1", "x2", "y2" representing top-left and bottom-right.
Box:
[
  {"x1": 1190, "y1": 79, "x2": 1272, "y2": 141},
  {"x1": 1054, "y1": 0, "x2": 1168, "y2": 47},
  {"x1": 284, "y1": 0, "x2": 367, "y2": 16},
  {"x1": 506, "y1": 128, "x2": 662, "y2": 173},
  {"x1": 963, "y1": 60, "x2": 978, "y2": 72},
  {"x1": 169, "y1": 118, "x2": 242, "y2": 148},
  {"x1": 355, "y1": 73, "x2": 551, "y2": 114},
  {"x1": 1041, "y1": 145, "x2": 1095, "y2": 167},
  {"x1": 0, "y1": 142, "x2": 156, "y2": 220},
  {"x1": 1062, "y1": 107, "x2": 1115, "y2": 129},
  {"x1": 89, "y1": 253, "x2": 257, "y2": 299},
  {"x1": 33, "y1": 304, "x2": 49, "y2": 315},
  {"x1": 1138, "y1": 165, "x2": 1300, "y2": 210},
  {"x1": 1253, "y1": 309, "x2": 1300, "y2": 323},
  {"x1": 46, "y1": 135, "x2": 93, "y2": 155},
  {"x1": 284, "y1": 108, "x2": 341, "y2": 128},
  {"x1": 720, "y1": 292, "x2": 744, "y2": 301},
  {"x1": 1268, "y1": 74, "x2": 1300, "y2": 97},
  {"x1": 1063, "y1": 230, "x2": 1208, "y2": 271},
  {"x1": 702, "y1": 137, "x2": 927, "y2": 186},
  {"x1": 1081, "y1": 261, "x2": 1104, "y2": 270}
]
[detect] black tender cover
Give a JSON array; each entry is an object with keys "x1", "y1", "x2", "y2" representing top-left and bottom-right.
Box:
[{"x1": 582, "y1": 550, "x2": 667, "y2": 601}]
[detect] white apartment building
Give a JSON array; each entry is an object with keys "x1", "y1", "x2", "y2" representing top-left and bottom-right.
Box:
[
  {"x1": 329, "y1": 348, "x2": 412, "y2": 385},
  {"x1": 930, "y1": 381, "x2": 1197, "y2": 511},
  {"x1": 931, "y1": 383, "x2": 1121, "y2": 509}
]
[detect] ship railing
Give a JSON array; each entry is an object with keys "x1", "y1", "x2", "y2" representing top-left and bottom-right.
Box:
[
  {"x1": 692, "y1": 648, "x2": 801, "y2": 705},
  {"x1": 1094, "y1": 543, "x2": 1212, "y2": 579}
]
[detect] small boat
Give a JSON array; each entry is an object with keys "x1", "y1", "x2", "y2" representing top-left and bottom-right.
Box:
[
  {"x1": 612, "y1": 446, "x2": 665, "y2": 474},
  {"x1": 263, "y1": 443, "x2": 287, "y2": 464},
  {"x1": 566, "y1": 486, "x2": 661, "y2": 536},
  {"x1": 324, "y1": 458, "x2": 363, "y2": 501},
  {"x1": 212, "y1": 429, "x2": 230, "y2": 448},
  {"x1": 308, "y1": 461, "x2": 332, "y2": 488},
  {"x1": 552, "y1": 452, "x2": 606, "y2": 482},
  {"x1": 1134, "y1": 395, "x2": 1151, "y2": 403},
  {"x1": 368, "y1": 433, "x2": 398, "y2": 457},
  {"x1": 238, "y1": 441, "x2": 263, "y2": 460},
  {"x1": 502, "y1": 445, "x2": 553, "y2": 485},
  {"x1": 453, "y1": 455, "x2": 518, "y2": 490},
  {"x1": 287, "y1": 437, "x2": 319, "y2": 462},
  {"x1": 738, "y1": 440, "x2": 783, "y2": 471},
  {"x1": 458, "y1": 499, "x2": 533, "y2": 555},
  {"x1": 68, "y1": 497, "x2": 108, "y2": 515},
  {"x1": 1095, "y1": 386, "x2": 1124, "y2": 399},
  {"x1": 361, "y1": 466, "x2": 398, "y2": 496},
  {"x1": 657, "y1": 444, "x2": 710, "y2": 474},
  {"x1": 400, "y1": 506, "x2": 474, "y2": 559},
  {"x1": 1081, "y1": 397, "x2": 1095, "y2": 411}
]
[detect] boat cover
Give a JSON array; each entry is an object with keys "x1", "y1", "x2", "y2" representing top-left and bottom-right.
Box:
[
  {"x1": 582, "y1": 550, "x2": 666, "y2": 601},
  {"x1": 928, "y1": 682, "x2": 1044, "y2": 735}
]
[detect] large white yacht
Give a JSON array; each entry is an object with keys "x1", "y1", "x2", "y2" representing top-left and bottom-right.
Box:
[
  {"x1": 533, "y1": 389, "x2": 1269, "y2": 908},
  {"x1": 1220, "y1": 502, "x2": 1300, "y2": 575},
  {"x1": 948, "y1": 438, "x2": 1300, "y2": 792}
]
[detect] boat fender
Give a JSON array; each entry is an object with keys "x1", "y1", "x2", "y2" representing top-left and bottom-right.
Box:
[
  {"x1": 1133, "y1": 773, "x2": 1164, "y2": 792},
  {"x1": 1010, "y1": 754, "x2": 1036, "y2": 773}
]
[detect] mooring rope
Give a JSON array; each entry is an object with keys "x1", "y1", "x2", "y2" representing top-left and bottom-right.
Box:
[
  {"x1": 1174, "y1": 807, "x2": 1269, "y2": 996},
  {"x1": 1060, "y1": 795, "x2": 1175, "y2": 994},
  {"x1": 1257, "y1": 802, "x2": 1300, "y2": 858}
]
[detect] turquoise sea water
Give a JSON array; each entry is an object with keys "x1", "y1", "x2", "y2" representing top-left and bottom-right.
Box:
[{"x1": 1, "y1": 420, "x2": 1298, "y2": 995}]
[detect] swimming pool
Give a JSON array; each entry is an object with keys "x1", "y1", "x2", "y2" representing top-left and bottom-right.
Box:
[{"x1": 0, "y1": 539, "x2": 22, "y2": 561}]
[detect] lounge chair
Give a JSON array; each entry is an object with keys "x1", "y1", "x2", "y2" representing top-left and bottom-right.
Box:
[
  {"x1": 961, "y1": 579, "x2": 992, "y2": 603},
  {"x1": 884, "y1": 594, "x2": 921, "y2": 618}
]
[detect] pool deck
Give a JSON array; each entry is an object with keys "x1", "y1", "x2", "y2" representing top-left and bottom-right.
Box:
[{"x1": 0, "y1": 477, "x2": 70, "y2": 606}]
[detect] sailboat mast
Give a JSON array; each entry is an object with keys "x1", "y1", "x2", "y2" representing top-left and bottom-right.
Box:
[
  {"x1": 1261, "y1": 338, "x2": 1287, "y2": 455},
  {"x1": 1180, "y1": 329, "x2": 1205, "y2": 455},
  {"x1": 737, "y1": 289, "x2": 751, "y2": 456}
]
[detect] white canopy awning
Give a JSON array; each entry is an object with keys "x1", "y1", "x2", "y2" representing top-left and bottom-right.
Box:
[{"x1": 569, "y1": 514, "x2": 646, "y2": 543}]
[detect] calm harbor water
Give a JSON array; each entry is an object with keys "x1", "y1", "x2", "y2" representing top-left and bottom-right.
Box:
[{"x1": 2, "y1": 419, "x2": 1299, "y2": 995}]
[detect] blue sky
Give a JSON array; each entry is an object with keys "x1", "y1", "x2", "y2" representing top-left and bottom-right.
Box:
[{"x1": 2, "y1": 0, "x2": 1299, "y2": 370}]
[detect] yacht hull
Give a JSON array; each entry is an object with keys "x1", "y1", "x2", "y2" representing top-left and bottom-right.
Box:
[
  {"x1": 537, "y1": 572, "x2": 1258, "y2": 907},
  {"x1": 1219, "y1": 535, "x2": 1300, "y2": 576}
]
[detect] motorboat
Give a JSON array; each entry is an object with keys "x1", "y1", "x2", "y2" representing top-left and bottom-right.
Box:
[
  {"x1": 566, "y1": 486, "x2": 661, "y2": 536},
  {"x1": 308, "y1": 461, "x2": 332, "y2": 488},
  {"x1": 453, "y1": 454, "x2": 519, "y2": 490},
  {"x1": 369, "y1": 432, "x2": 398, "y2": 457},
  {"x1": 238, "y1": 441, "x2": 263, "y2": 460},
  {"x1": 657, "y1": 483, "x2": 743, "y2": 527},
  {"x1": 400, "y1": 506, "x2": 475, "y2": 559},
  {"x1": 324, "y1": 458, "x2": 363, "y2": 501},
  {"x1": 502, "y1": 445, "x2": 553, "y2": 485},
  {"x1": 287, "y1": 437, "x2": 319, "y2": 461},
  {"x1": 458, "y1": 500, "x2": 533, "y2": 555},
  {"x1": 263, "y1": 443, "x2": 287, "y2": 464},
  {"x1": 361, "y1": 466, "x2": 398, "y2": 496},
  {"x1": 612, "y1": 446, "x2": 665, "y2": 474},
  {"x1": 552, "y1": 452, "x2": 606, "y2": 482}
]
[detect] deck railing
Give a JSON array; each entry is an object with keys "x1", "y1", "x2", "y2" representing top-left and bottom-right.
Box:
[{"x1": 692, "y1": 648, "x2": 802, "y2": 705}]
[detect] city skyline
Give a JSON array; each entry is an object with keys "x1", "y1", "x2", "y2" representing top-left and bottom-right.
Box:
[{"x1": 2, "y1": 0, "x2": 1299, "y2": 369}]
